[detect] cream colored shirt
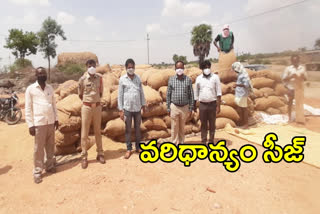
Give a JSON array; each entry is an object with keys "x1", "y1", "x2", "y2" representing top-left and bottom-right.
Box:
[
  {"x1": 25, "y1": 82, "x2": 58, "y2": 128},
  {"x1": 194, "y1": 73, "x2": 222, "y2": 102},
  {"x1": 78, "y1": 73, "x2": 103, "y2": 103},
  {"x1": 282, "y1": 65, "x2": 307, "y2": 90}
]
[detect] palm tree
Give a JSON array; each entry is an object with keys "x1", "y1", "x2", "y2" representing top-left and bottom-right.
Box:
[{"x1": 191, "y1": 24, "x2": 213, "y2": 66}]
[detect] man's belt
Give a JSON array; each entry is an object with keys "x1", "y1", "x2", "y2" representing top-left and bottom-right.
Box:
[
  {"x1": 83, "y1": 102, "x2": 100, "y2": 108},
  {"x1": 200, "y1": 101, "x2": 216, "y2": 105},
  {"x1": 173, "y1": 103, "x2": 188, "y2": 107}
]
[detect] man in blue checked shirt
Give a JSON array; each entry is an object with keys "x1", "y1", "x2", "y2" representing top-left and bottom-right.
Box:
[
  {"x1": 167, "y1": 61, "x2": 194, "y2": 145},
  {"x1": 118, "y1": 59, "x2": 146, "y2": 159}
]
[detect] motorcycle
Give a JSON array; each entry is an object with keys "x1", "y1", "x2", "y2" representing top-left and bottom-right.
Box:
[{"x1": 0, "y1": 92, "x2": 22, "y2": 125}]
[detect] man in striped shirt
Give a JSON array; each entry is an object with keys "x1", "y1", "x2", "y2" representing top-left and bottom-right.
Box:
[{"x1": 167, "y1": 61, "x2": 194, "y2": 145}]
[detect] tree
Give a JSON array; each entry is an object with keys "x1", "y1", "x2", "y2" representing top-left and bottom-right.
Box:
[
  {"x1": 315, "y1": 39, "x2": 320, "y2": 50},
  {"x1": 172, "y1": 54, "x2": 188, "y2": 64},
  {"x1": 191, "y1": 24, "x2": 212, "y2": 66},
  {"x1": 4, "y1": 29, "x2": 39, "y2": 66},
  {"x1": 38, "y1": 17, "x2": 66, "y2": 80}
]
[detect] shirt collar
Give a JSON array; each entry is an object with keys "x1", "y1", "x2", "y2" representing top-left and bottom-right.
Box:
[
  {"x1": 175, "y1": 74, "x2": 185, "y2": 80},
  {"x1": 86, "y1": 73, "x2": 97, "y2": 79},
  {"x1": 34, "y1": 81, "x2": 47, "y2": 89},
  {"x1": 202, "y1": 73, "x2": 212, "y2": 78},
  {"x1": 125, "y1": 73, "x2": 136, "y2": 80}
]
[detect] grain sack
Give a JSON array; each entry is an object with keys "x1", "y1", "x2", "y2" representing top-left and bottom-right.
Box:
[
  {"x1": 142, "y1": 102, "x2": 167, "y2": 118},
  {"x1": 217, "y1": 105, "x2": 240, "y2": 122},
  {"x1": 221, "y1": 83, "x2": 229, "y2": 95},
  {"x1": 101, "y1": 86, "x2": 111, "y2": 107},
  {"x1": 110, "y1": 89, "x2": 118, "y2": 108},
  {"x1": 185, "y1": 68, "x2": 202, "y2": 83},
  {"x1": 136, "y1": 64, "x2": 152, "y2": 69},
  {"x1": 184, "y1": 123, "x2": 193, "y2": 135},
  {"x1": 192, "y1": 111, "x2": 200, "y2": 123},
  {"x1": 218, "y1": 50, "x2": 237, "y2": 83},
  {"x1": 57, "y1": 94, "x2": 82, "y2": 116},
  {"x1": 275, "y1": 84, "x2": 289, "y2": 96},
  {"x1": 96, "y1": 64, "x2": 111, "y2": 74},
  {"x1": 163, "y1": 115, "x2": 171, "y2": 128},
  {"x1": 101, "y1": 108, "x2": 119, "y2": 124},
  {"x1": 104, "y1": 118, "x2": 146, "y2": 138},
  {"x1": 159, "y1": 86, "x2": 167, "y2": 101},
  {"x1": 226, "y1": 82, "x2": 236, "y2": 94},
  {"x1": 58, "y1": 110, "x2": 81, "y2": 133},
  {"x1": 144, "y1": 130, "x2": 170, "y2": 140},
  {"x1": 253, "y1": 88, "x2": 263, "y2": 98},
  {"x1": 147, "y1": 69, "x2": 175, "y2": 90},
  {"x1": 222, "y1": 94, "x2": 236, "y2": 108},
  {"x1": 255, "y1": 96, "x2": 286, "y2": 111},
  {"x1": 59, "y1": 80, "x2": 78, "y2": 99},
  {"x1": 57, "y1": 52, "x2": 98, "y2": 66},
  {"x1": 54, "y1": 93, "x2": 61, "y2": 103},
  {"x1": 192, "y1": 120, "x2": 201, "y2": 133},
  {"x1": 251, "y1": 77, "x2": 275, "y2": 89},
  {"x1": 279, "y1": 105, "x2": 288, "y2": 114},
  {"x1": 216, "y1": 118, "x2": 236, "y2": 129},
  {"x1": 103, "y1": 71, "x2": 119, "y2": 86},
  {"x1": 259, "y1": 87, "x2": 275, "y2": 97},
  {"x1": 55, "y1": 130, "x2": 80, "y2": 147},
  {"x1": 250, "y1": 70, "x2": 282, "y2": 82},
  {"x1": 143, "y1": 117, "x2": 167, "y2": 131},
  {"x1": 55, "y1": 87, "x2": 61, "y2": 95},
  {"x1": 141, "y1": 69, "x2": 155, "y2": 85},
  {"x1": 143, "y1": 85, "x2": 163, "y2": 106},
  {"x1": 266, "y1": 107, "x2": 281, "y2": 115},
  {"x1": 55, "y1": 144, "x2": 78, "y2": 156}
]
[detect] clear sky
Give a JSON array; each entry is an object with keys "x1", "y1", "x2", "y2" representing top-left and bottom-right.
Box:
[{"x1": 0, "y1": 0, "x2": 319, "y2": 67}]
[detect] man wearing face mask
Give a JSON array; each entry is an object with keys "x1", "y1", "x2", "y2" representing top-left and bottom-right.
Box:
[
  {"x1": 167, "y1": 61, "x2": 194, "y2": 145},
  {"x1": 214, "y1": 24, "x2": 234, "y2": 53},
  {"x1": 118, "y1": 58, "x2": 146, "y2": 159},
  {"x1": 78, "y1": 59, "x2": 105, "y2": 169},
  {"x1": 25, "y1": 67, "x2": 59, "y2": 184},
  {"x1": 194, "y1": 60, "x2": 222, "y2": 145}
]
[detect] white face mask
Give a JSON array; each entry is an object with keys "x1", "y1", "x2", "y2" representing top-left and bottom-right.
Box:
[
  {"x1": 88, "y1": 66, "x2": 96, "y2": 75},
  {"x1": 176, "y1": 68, "x2": 184, "y2": 76},
  {"x1": 203, "y1": 68, "x2": 211, "y2": 76},
  {"x1": 127, "y1": 68, "x2": 135, "y2": 75}
]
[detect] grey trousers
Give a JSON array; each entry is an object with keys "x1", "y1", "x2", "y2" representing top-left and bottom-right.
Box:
[
  {"x1": 33, "y1": 124, "x2": 56, "y2": 178},
  {"x1": 124, "y1": 110, "x2": 142, "y2": 151}
]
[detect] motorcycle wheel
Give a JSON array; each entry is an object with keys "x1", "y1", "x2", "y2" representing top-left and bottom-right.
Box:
[{"x1": 5, "y1": 108, "x2": 22, "y2": 125}]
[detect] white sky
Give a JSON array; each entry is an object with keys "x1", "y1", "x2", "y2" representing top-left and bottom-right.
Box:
[{"x1": 0, "y1": 0, "x2": 319, "y2": 67}]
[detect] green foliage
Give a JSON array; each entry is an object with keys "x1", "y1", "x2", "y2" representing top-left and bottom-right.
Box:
[
  {"x1": 9, "y1": 58, "x2": 33, "y2": 73},
  {"x1": 38, "y1": 17, "x2": 66, "y2": 79},
  {"x1": 191, "y1": 24, "x2": 213, "y2": 65},
  {"x1": 4, "y1": 29, "x2": 39, "y2": 60},
  {"x1": 172, "y1": 54, "x2": 188, "y2": 64},
  {"x1": 58, "y1": 63, "x2": 86, "y2": 75}
]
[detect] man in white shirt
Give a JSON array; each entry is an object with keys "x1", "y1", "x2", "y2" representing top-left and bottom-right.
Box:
[
  {"x1": 282, "y1": 55, "x2": 307, "y2": 121},
  {"x1": 194, "y1": 60, "x2": 222, "y2": 145},
  {"x1": 25, "y1": 67, "x2": 59, "y2": 184}
]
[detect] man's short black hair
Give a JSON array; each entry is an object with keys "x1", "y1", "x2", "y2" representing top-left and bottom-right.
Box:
[
  {"x1": 125, "y1": 58, "x2": 135, "y2": 68},
  {"x1": 86, "y1": 59, "x2": 96, "y2": 66},
  {"x1": 175, "y1": 60, "x2": 185, "y2": 68},
  {"x1": 200, "y1": 60, "x2": 211, "y2": 70},
  {"x1": 35, "y1": 67, "x2": 46, "y2": 74}
]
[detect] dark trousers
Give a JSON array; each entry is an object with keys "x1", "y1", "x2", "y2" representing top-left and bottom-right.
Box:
[
  {"x1": 124, "y1": 110, "x2": 142, "y2": 151},
  {"x1": 199, "y1": 101, "x2": 217, "y2": 144}
]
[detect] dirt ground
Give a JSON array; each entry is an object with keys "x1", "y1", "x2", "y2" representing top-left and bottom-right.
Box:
[
  {"x1": 1, "y1": 105, "x2": 320, "y2": 214},
  {"x1": 1, "y1": 65, "x2": 320, "y2": 214}
]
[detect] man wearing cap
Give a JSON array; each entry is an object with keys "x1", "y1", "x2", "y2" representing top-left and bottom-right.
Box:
[
  {"x1": 78, "y1": 59, "x2": 105, "y2": 169},
  {"x1": 214, "y1": 24, "x2": 234, "y2": 53}
]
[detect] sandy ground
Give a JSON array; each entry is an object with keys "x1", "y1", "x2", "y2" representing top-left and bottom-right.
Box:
[
  {"x1": 1, "y1": 66, "x2": 320, "y2": 213},
  {"x1": 1, "y1": 106, "x2": 320, "y2": 214}
]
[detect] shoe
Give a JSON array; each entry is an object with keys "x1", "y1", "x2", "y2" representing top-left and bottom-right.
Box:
[
  {"x1": 45, "y1": 168, "x2": 56, "y2": 173},
  {"x1": 136, "y1": 149, "x2": 142, "y2": 153},
  {"x1": 81, "y1": 158, "x2": 88, "y2": 169},
  {"x1": 34, "y1": 176, "x2": 42, "y2": 184},
  {"x1": 124, "y1": 151, "x2": 132, "y2": 159},
  {"x1": 96, "y1": 155, "x2": 106, "y2": 164}
]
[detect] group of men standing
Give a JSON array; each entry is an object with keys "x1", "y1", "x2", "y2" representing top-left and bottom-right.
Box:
[{"x1": 25, "y1": 24, "x2": 307, "y2": 184}]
